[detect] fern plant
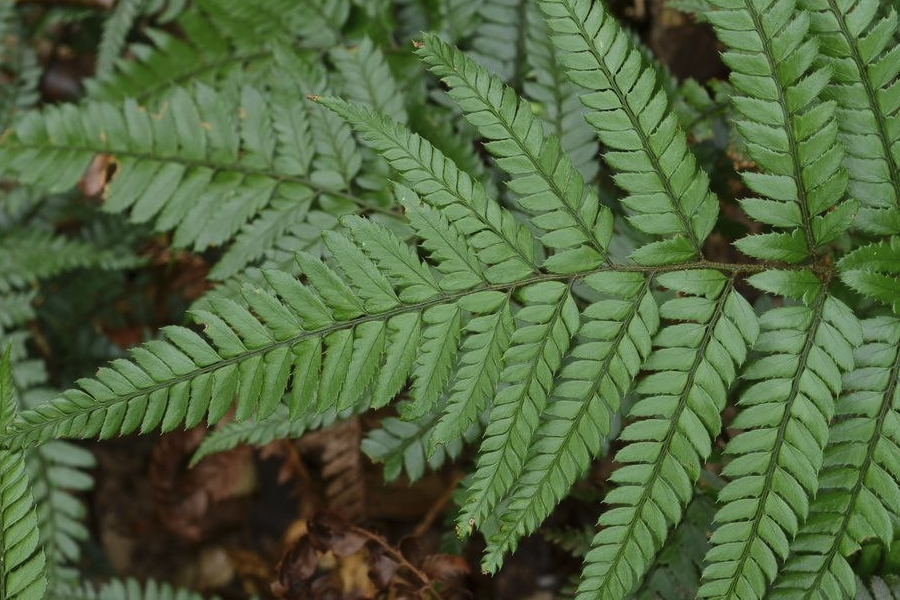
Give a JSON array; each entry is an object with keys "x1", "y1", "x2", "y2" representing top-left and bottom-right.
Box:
[{"x1": 1, "y1": 0, "x2": 899, "y2": 599}]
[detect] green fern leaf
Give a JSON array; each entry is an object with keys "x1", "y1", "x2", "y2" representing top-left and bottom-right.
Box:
[
  {"x1": 705, "y1": 0, "x2": 854, "y2": 262},
  {"x1": 56, "y1": 578, "x2": 213, "y2": 600},
  {"x1": 469, "y1": 0, "x2": 527, "y2": 84},
  {"x1": 363, "y1": 407, "x2": 482, "y2": 483},
  {"x1": 537, "y1": 0, "x2": 719, "y2": 265},
  {"x1": 86, "y1": 0, "x2": 327, "y2": 102},
  {"x1": 576, "y1": 270, "x2": 758, "y2": 600},
  {"x1": 700, "y1": 275, "x2": 863, "y2": 600},
  {"x1": 800, "y1": 0, "x2": 900, "y2": 235},
  {"x1": 0, "y1": 349, "x2": 48, "y2": 600},
  {"x1": 856, "y1": 576, "x2": 900, "y2": 600},
  {"x1": 96, "y1": 0, "x2": 146, "y2": 81},
  {"x1": 482, "y1": 271, "x2": 658, "y2": 572},
  {"x1": 331, "y1": 36, "x2": 407, "y2": 123},
  {"x1": 318, "y1": 97, "x2": 539, "y2": 281},
  {"x1": 0, "y1": 83, "x2": 372, "y2": 270},
  {"x1": 0, "y1": 230, "x2": 142, "y2": 293},
  {"x1": 838, "y1": 238, "x2": 900, "y2": 314},
  {"x1": 419, "y1": 33, "x2": 612, "y2": 274},
  {"x1": 190, "y1": 404, "x2": 351, "y2": 465},
  {"x1": 769, "y1": 317, "x2": 900, "y2": 600},
  {"x1": 458, "y1": 282, "x2": 580, "y2": 534},
  {"x1": 524, "y1": 1, "x2": 600, "y2": 182}
]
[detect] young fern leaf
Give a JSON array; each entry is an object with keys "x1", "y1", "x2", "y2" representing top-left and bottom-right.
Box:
[
  {"x1": 417, "y1": 33, "x2": 613, "y2": 274},
  {"x1": 769, "y1": 317, "x2": 900, "y2": 600},
  {"x1": 705, "y1": 0, "x2": 854, "y2": 262},
  {"x1": 458, "y1": 282, "x2": 580, "y2": 536},
  {"x1": 537, "y1": 0, "x2": 720, "y2": 265},
  {"x1": 576, "y1": 270, "x2": 758, "y2": 600},
  {"x1": 699, "y1": 272, "x2": 863, "y2": 600},
  {"x1": 0, "y1": 350, "x2": 48, "y2": 600},
  {"x1": 799, "y1": 0, "x2": 900, "y2": 234},
  {"x1": 482, "y1": 271, "x2": 658, "y2": 573}
]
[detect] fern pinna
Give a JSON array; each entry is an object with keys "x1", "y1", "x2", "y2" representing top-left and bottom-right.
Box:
[{"x1": 1, "y1": 0, "x2": 899, "y2": 599}]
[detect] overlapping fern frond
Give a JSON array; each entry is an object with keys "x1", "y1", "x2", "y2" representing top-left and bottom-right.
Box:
[{"x1": 2, "y1": 1, "x2": 900, "y2": 599}]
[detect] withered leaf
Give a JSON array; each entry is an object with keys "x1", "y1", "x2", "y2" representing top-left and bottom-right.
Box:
[{"x1": 309, "y1": 512, "x2": 367, "y2": 558}]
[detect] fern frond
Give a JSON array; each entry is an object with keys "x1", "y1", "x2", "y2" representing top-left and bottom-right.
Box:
[
  {"x1": 331, "y1": 37, "x2": 407, "y2": 123},
  {"x1": 458, "y1": 281, "x2": 580, "y2": 534},
  {"x1": 56, "y1": 578, "x2": 212, "y2": 600},
  {"x1": 537, "y1": 0, "x2": 720, "y2": 265},
  {"x1": 363, "y1": 406, "x2": 482, "y2": 483},
  {"x1": 418, "y1": 33, "x2": 613, "y2": 273},
  {"x1": 706, "y1": 0, "x2": 854, "y2": 263},
  {"x1": 0, "y1": 83, "x2": 372, "y2": 267},
  {"x1": 469, "y1": 0, "x2": 527, "y2": 84},
  {"x1": 576, "y1": 270, "x2": 758, "y2": 600},
  {"x1": 0, "y1": 292, "x2": 35, "y2": 333},
  {"x1": 799, "y1": 0, "x2": 900, "y2": 235},
  {"x1": 838, "y1": 237, "x2": 900, "y2": 314},
  {"x1": 318, "y1": 98, "x2": 539, "y2": 281},
  {"x1": 0, "y1": 5, "x2": 40, "y2": 132},
  {"x1": 190, "y1": 404, "x2": 350, "y2": 465},
  {"x1": 0, "y1": 350, "x2": 48, "y2": 600},
  {"x1": 96, "y1": 0, "x2": 146, "y2": 81},
  {"x1": 0, "y1": 229, "x2": 142, "y2": 293},
  {"x1": 28, "y1": 437, "x2": 94, "y2": 587},
  {"x1": 482, "y1": 271, "x2": 658, "y2": 571},
  {"x1": 769, "y1": 317, "x2": 900, "y2": 600},
  {"x1": 700, "y1": 273, "x2": 863, "y2": 600},
  {"x1": 86, "y1": 0, "x2": 326, "y2": 102},
  {"x1": 524, "y1": 1, "x2": 600, "y2": 182}
]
